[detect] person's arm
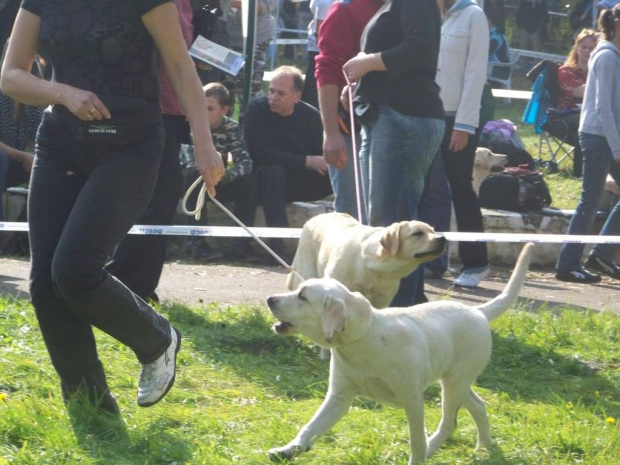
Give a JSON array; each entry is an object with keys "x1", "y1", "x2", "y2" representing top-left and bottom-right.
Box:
[
  {"x1": 316, "y1": 5, "x2": 357, "y2": 169},
  {"x1": 1, "y1": 8, "x2": 112, "y2": 121},
  {"x1": 143, "y1": 3, "x2": 225, "y2": 196},
  {"x1": 558, "y1": 67, "x2": 586, "y2": 99},
  {"x1": 0, "y1": 141, "x2": 34, "y2": 172}
]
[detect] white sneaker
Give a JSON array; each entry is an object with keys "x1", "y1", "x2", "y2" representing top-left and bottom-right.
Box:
[
  {"x1": 137, "y1": 326, "x2": 180, "y2": 407},
  {"x1": 454, "y1": 269, "x2": 490, "y2": 288}
]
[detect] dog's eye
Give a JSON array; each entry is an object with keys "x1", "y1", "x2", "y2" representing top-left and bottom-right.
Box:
[
  {"x1": 298, "y1": 289, "x2": 307, "y2": 301},
  {"x1": 411, "y1": 231, "x2": 423, "y2": 237}
]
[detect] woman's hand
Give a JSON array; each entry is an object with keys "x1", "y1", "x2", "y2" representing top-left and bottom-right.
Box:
[
  {"x1": 343, "y1": 53, "x2": 372, "y2": 82},
  {"x1": 60, "y1": 85, "x2": 111, "y2": 121},
  {"x1": 343, "y1": 52, "x2": 386, "y2": 82},
  {"x1": 448, "y1": 129, "x2": 470, "y2": 152},
  {"x1": 194, "y1": 144, "x2": 226, "y2": 197}
]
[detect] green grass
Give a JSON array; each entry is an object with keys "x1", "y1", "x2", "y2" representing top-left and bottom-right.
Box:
[{"x1": 1, "y1": 295, "x2": 620, "y2": 464}]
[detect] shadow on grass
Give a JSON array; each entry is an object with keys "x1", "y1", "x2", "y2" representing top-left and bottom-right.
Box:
[{"x1": 164, "y1": 301, "x2": 620, "y2": 416}]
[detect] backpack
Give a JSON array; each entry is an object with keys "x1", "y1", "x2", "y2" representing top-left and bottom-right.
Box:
[{"x1": 478, "y1": 166, "x2": 552, "y2": 212}]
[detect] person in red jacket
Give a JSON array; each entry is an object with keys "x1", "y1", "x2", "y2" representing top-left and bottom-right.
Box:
[{"x1": 314, "y1": 0, "x2": 382, "y2": 222}]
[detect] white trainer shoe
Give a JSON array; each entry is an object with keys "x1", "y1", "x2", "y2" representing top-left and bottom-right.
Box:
[
  {"x1": 137, "y1": 326, "x2": 180, "y2": 407},
  {"x1": 454, "y1": 268, "x2": 490, "y2": 288}
]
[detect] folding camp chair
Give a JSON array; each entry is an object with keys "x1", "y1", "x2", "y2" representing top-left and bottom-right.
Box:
[{"x1": 522, "y1": 60, "x2": 578, "y2": 174}]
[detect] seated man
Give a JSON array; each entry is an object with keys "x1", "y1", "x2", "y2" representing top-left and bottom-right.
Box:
[
  {"x1": 185, "y1": 82, "x2": 257, "y2": 260},
  {"x1": 244, "y1": 66, "x2": 332, "y2": 260}
]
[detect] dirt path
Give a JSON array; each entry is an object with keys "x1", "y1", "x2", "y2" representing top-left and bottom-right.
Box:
[{"x1": 1, "y1": 257, "x2": 618, "y2": 313}]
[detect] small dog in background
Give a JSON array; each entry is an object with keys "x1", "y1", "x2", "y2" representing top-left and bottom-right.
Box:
[
  {"x1": 268, "y1": 243, "x2": 535, "y2": 464},
  {"x1": 287, "y1": 212, "x2": 447, "y2": 309},
  {"x1": 472, "y1": 147, "x2": 508, "y2": 195}
]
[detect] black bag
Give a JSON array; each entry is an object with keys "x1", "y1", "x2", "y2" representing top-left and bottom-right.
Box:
[{"x1": 479, "y1": 166, "x2": 552, "y2": 212}]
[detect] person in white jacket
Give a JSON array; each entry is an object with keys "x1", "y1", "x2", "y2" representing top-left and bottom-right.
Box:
[{"x1": 423, "y1": 0, "x2": 490, "y2": 287}]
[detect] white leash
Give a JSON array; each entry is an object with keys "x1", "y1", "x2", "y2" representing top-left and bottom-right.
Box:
[{"x1": 181, "y1": 174, "x2": 305, "y2": 281}]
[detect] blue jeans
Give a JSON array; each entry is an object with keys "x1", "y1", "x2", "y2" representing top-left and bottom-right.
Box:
[
  {"x1": 328, "y1": 131, "x2": 367, "y2": 223},
  {"x1": 29, "y1": 112, "x2": 171, "y2": 407},
  {"x1": 556, "y1": 132, "x2": 620, "y2": 272},
  {"x1": 418, "y1": 151, "x2": 452, "y2": 275},
  {"x1": 360, "y1": 105, "x2": 445, "y2": 305}
]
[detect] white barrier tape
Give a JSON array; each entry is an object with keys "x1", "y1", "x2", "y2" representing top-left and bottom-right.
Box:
[{"x1": 2, "y1": 222, "x2": 620, "y2": 244}]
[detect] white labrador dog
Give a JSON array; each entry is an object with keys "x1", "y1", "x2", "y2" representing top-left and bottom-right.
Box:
[
  {"x1": 268, "y1": 243, "x2": 534, "y2": 464},
  {"x1": 472, "y1": 147, "x2": 509, "y2": 195},
  {"x1": 287, "y1": 212, "x2": 447, "y2": 309}
]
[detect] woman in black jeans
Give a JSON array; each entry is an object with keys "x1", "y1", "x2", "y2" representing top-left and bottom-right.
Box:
[{"x1": 0, "y1": 0, "x2": 225, "y2": 414}]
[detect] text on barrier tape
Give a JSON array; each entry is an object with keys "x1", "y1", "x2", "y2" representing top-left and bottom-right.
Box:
[{"x1": 1, "y1": 222, "x2": 620, "y2": 244}]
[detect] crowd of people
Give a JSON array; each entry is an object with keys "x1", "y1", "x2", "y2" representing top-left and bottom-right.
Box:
[{"x1": 0, "y1": 0, "x2": 619, "y2": 417}]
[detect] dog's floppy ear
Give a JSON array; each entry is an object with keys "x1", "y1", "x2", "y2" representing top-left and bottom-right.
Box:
[
  {"x1": 379, "y1": 223, "x2": 401, "y2": 256},
  {"x1": 321, "y1": 295, "x2": 347, "y2": 344}
]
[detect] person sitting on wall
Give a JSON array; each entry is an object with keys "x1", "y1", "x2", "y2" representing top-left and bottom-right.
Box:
[
  {"x1": 185, "y1": 82, "x2": 257, "y2": 261},
  {"x1": 244, "y1": 65, "x2": 332, "y2": 262}
]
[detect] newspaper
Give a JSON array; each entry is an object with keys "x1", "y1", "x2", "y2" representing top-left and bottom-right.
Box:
[{"x1": 189, "y1": 35, "x2": 245, "y2": 77}]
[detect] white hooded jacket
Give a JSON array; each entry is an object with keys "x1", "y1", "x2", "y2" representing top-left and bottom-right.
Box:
[{"x1": 436, "y1": 0, "x2": 489, "y2": 133}]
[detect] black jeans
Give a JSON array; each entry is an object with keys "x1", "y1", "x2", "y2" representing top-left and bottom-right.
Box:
[
  {"x1": 257, "y1": 164, "x2": 332, "y2": 255},
  {"x1": 257, "y1": 164, "x2": 332, "y2": 228},
  {"x1": 441, "y1": 116, "x2": 489, "y2": 271},
  {"x1": 29, "y1": 112, "x2": 171, "y2": 405},
  {"x1": 105, "y1": 114, "x2": 186, "y2": 299}
]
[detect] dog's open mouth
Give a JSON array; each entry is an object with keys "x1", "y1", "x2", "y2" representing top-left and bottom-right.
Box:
[{"x1": 273, "y1": 321, "x2": 293, "y2": 334}]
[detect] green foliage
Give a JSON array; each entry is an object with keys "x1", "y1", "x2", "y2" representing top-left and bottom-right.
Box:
[{"x1": 1, "y1": 296, "x2": 620, "y2": 464}]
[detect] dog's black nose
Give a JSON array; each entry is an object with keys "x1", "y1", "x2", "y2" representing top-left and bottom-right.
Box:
[{"x1": 267, "y1": 296, "x2": 275, "y2": 307}]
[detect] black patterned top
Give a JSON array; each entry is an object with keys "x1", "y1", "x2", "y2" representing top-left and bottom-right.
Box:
[
  {"x1": 210, "y1": 116, "x2": 252, "y2": 184},
  {"x1": 0, "y1": 90, "x2": 42, "y2": 152},
  {"x1": 21, "y1": 0, "x2": 171, "y2": 105}
]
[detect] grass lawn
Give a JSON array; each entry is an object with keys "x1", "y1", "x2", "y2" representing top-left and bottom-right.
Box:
[{"x1": 1, "y1": 296, "x2": 619, "y2": 464}]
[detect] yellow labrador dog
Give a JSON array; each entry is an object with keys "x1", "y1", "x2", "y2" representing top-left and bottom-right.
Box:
[
  {"x1": 287, "y1": 212, "x2": 447, "y2": 309},
  {"x1": 268, "y1": 243, "x2": 534, "y2": 464},
  {"x1": 472, "y1": 147, "x2": 508, "y2": 195}
]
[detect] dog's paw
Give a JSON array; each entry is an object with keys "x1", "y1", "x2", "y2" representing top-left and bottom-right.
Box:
[{"x1": 268, "y1": 444, "x2": 307, "y2": 462}]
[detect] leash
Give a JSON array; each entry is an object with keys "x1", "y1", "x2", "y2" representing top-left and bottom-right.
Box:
[
  {"x1": 181, "y1": 174, "x2": 305, "y2": 282},
  {"x1": 343, "y1": 73, "x2": 367, "y2": 224}
]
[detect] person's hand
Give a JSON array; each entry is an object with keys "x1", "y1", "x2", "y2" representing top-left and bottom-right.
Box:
[
  {"x1": 194, "y1": 144, "x2": 226, "y2": 196},
  {"x1": 324, "y1": 132, "x2": 348, "y2": 170},
  {"x1": 195, "y1": 61, "x2": 212, "y2": 71},
  {"x1": 60, "y1": 85, "x2": 111, "y2": 121},
  {"x1": 306, "y1": 155, "x2": 329, "y2": 175},
  {"x1": 340, "y1": 83, "x2": 355, "y2": 109},
  {"x1": 18, "y1": 151, "x2": 34, "y2": 172},
  {"x1": 343, "y1": 52, "x2": 372, "y2": 81},
  {"x1": 448, "y1": 130, "x2": 470, "y2": 152}
]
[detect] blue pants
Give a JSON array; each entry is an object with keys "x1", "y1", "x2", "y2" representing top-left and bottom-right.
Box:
[
  {"x1": 556, "y1": 132, "x2": 620, "y2": 272},
  {"x1": 327, "y1": 130, "x2": 367, "y2": 223},
  {"x1": 29, "y1": 112, "x2": 171, "y2": 406},
  {"x1": 359, "y1": 105, "x2": 445, "y2": 305}
]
